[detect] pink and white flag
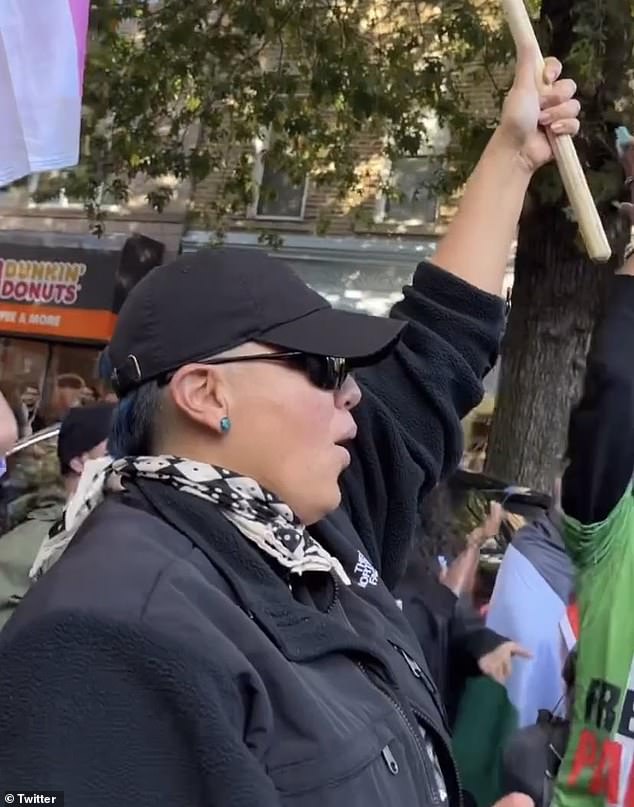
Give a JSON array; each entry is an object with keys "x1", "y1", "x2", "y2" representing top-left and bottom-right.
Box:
[{"x1": 0, "y1": 0, "x2": 89, "y2": 187}]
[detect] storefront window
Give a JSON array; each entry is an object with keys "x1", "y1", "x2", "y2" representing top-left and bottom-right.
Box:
[
  {"x1": 0, "y1": 337, "x2": 48, "y2": 387},
  {"x1": 0, "y1": 338, "x2": 113, "y2": 436},
  {"x1": 37, "y1": 344, "x2": 104, "y2": 427},
  {"x1": 0, "y1": 338, "x2": 48, "y2": 438}
]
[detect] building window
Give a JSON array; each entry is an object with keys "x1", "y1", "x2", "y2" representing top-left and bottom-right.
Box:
[
  {"x1": 375, "y1": 112, "x2": 449, "y2": 228},
  {"x1": 381, "y1": 157, "x2": 441, "y2": 225},
  {"x1": 251, "y1": 131, "x2": 308, "y2": 221}
]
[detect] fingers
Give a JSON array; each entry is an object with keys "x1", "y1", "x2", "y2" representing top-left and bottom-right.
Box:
[
  {"x1": 514, "y1": 49, "x2": 562, "y2": 92},
  {"x1": 547, "y1": 118, "x2": 580, "y2": 136},
  {"x1": 480, "y1": 642, "x2": 532, "y2": 685},
  {"x1": 469, "y1": 501, "x2": 503, "y2": 549},
  {"x1": 542, "y1": 56, "x2": 562, "y2": 86},
  {"x1": 509, "y1": 643, "x2": 533, "y2": 660},
  {"x1": 538, "y1": 79, "x2": 580, "y2": 137},
  {"x1": 539, "y1": 99, "x2": 581, "y2": 134},
  {"x1": 540, "y1": 79, "x2": 577, "y2": 110},
  {"x1": 539, "y1": 98, "x2": 580, "y2": 123},
  {"x1": 486, "y1": 501, "x2": 504, "y2": 533}
]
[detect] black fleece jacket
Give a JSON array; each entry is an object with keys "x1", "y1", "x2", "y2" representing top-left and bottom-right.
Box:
[{"x1": 0, "y1": 262, "x2": 504, "y2": 807}]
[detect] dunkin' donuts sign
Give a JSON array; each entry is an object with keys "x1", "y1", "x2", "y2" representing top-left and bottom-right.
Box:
[
  {"x1": 0, "y1": 238, "x2": 161, "y2": 342},
  {"x1": 0, "y1": 245, "x2": 119, "y2": 341},
  {"x1": 0, "y1": 257, "x2": 86, "y2": 306}
]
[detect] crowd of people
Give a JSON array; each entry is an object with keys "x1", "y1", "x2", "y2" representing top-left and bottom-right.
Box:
[
  {"x1": 0, "y1": 45, "x2": 629, "y2": 807},
  {"x1": 0, "y1": 372, "x2": 115, "y2": 441}
]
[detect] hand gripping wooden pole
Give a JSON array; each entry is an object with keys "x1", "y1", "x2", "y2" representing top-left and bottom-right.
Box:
[{"x1": 502, "y1": 0, "x2": 612, "y2": 262}]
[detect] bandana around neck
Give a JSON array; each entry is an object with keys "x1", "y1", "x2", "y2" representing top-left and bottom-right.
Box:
[{"x1": 30, "y1": 455, "x2": 351, "y2": 586}]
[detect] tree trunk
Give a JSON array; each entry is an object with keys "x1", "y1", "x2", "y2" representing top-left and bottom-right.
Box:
[{"x1": 485, "y1": 206, "x2": 616, "y2": 492}]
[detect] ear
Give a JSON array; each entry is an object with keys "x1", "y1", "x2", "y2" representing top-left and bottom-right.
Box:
[
  {"x1": 168, "y1": 364, "x2": 229, "y2": 435},
  {"x1": 69, "y1": 455, "x2": 85, "y2": 476}
]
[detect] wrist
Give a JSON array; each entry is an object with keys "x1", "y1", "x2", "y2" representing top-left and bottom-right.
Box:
[{"x1": 488, "y1": 127, "x2": 536, "y2": 179}]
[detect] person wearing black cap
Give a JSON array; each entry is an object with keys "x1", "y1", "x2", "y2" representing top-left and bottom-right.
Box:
[
  {"x1": 0, "y1": 403, "x2": 114, "y2": 631},
  {"x1": 0, "y1": 50, "x2": 580, "y2": 807}
]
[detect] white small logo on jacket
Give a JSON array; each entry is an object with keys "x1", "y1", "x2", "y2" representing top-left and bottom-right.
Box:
[{"x1": 354, "y1": 551, "x2": 378, "y2": 588}]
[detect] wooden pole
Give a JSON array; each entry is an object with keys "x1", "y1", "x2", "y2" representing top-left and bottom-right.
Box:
[{"x1": 501, "y1": 0, "x2": 611, "y2": 262}]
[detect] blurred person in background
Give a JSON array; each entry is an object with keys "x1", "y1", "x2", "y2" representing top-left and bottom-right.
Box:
[
  {"x1": 398, "y1": 500, "x2": 531, "y2": 728},
  {"x1": 484, "y1": 481, "x2": 573, "y2": 728},
  {"x1": 0, "y1": 403, "x2": 114, "y2": 631},
  {"x1": 451, "y1": 486, "x2": 572, "y2": 807},
  {"x1": 81, "y1": 385, "x2": 102, "y2": 405},
  {"x1": 52, "y1": 372, "x2": 86, "y2": 413},
  {"x1": 33, "y1": 373, "x2": 86, "y2": 430},
  {"x1": 18, "y1": 381, "x2": 41, "y2": 436}
]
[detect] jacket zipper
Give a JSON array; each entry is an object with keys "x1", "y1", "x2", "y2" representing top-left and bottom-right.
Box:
[
  {"x1": 392, "y1": 644, "x2": 450, "y2": 730},
  {"x1": 324, "y1": 573, "x2": 340, "y2": 615},
  {"x1": 411, "y1": 704, "x2": 464, "y2": 807},
  {"x1": 391, "y1": 644, "x2": 464, "y2": 807},
  {"x1": 382, "y1": 744, "x2": 399, "y2": 775},
  {"x1": 331, "y1": 589, "x2": 461, "y2": 805},
  {"x1": 357, "y1": 660, "x2": 444, "y2": 804}
]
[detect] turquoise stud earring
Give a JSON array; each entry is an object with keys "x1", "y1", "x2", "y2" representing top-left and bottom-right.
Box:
[{"x1": 220, "y1": 416, "x2": 232, "y2": 433}]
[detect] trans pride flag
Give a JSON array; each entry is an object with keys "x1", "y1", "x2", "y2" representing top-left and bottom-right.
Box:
[{"x1": 0, "y1": 0, "x2": 89, "y2": 186}]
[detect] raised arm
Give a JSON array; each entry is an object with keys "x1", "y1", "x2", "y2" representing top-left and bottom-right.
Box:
[
  {"x1": 561, "y1": 261, "x2": 634, "y2": 525},
  {"x1": 433, "y1": 46, "x2": 579, "y2": 296},
  {"x1": 341, "y1": 51, "x2": 580, "y2": 586}
]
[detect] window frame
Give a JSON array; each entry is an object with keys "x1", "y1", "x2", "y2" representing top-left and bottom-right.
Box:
[
  {"x1": 374, "y1": 112, "x2": 449, "y2": 228},
  {"x1": 249, "y1": 129, "x2": 309, "y2": 222}
]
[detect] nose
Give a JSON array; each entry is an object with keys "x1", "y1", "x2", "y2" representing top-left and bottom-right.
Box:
[{"x1": 335, "y1": 374, "x2": 362, "y2": 410}]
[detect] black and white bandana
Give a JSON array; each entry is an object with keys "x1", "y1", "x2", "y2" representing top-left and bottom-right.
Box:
[{"x1": 30, "y1": 455, "x2": 351, "y2": 586}]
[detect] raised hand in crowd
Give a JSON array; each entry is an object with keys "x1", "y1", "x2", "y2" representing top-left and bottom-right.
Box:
[
  {"x1": 478, "y1": 641, "x2": 532, "y2": 686},
  {"x1": 440, "y1": 502, "x2": 504, "y2": 598}
]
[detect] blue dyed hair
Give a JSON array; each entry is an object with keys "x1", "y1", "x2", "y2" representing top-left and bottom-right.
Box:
[
  {"x1": 98, "y1": 348, "x2": 112, "y2": 382},
  {"x1": 108, "y1": 381, "x2": 163, "y2": 458}
]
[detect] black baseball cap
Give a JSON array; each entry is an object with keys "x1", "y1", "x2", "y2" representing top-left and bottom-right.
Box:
[
  {"x1": 109, "y1": 247, "x2": 405, "y2": 397},
  {"x1": 57, "y1": 403, "x2": 115, "y2": 474}
]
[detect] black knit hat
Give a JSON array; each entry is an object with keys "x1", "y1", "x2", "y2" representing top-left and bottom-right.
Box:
[
  {"x1": 57, "y1": 403, "x2": 115, "y2": 474},
  {"x1": 109, "y1": 247, "x2": 405, "y2": 397}
]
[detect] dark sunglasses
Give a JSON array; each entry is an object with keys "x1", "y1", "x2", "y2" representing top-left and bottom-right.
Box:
[{"x1": 162, "y1": 352, "x2": 351, "y2": 391}]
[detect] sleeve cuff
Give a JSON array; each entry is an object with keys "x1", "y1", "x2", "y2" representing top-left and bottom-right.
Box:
[
  {"x1": 462, "y1": 627, "x2": 508, "y2": 661},
  {"x1": 413, "y1": 260, "x2": 506, "y2": 325}
]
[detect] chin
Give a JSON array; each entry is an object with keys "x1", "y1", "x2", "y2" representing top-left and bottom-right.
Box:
[{"x1": 302, "y1": 485, "x2": 342, "y2": 526}]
